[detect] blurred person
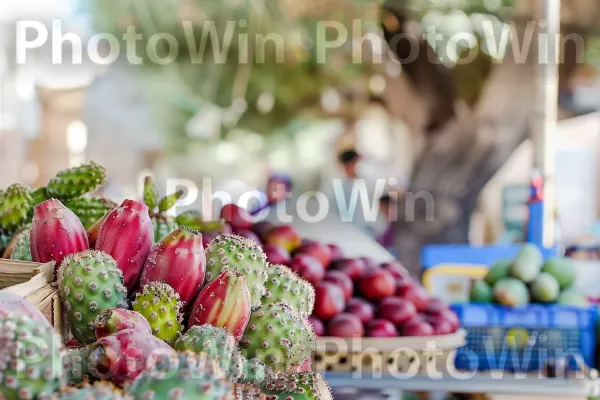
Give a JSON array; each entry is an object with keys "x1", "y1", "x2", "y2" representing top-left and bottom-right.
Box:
[
  {"x1": 376, "y1": 192, "x2": 400, "y2": 257},
  {"x1": 250, "y1": 173, "x2": 293, "y2": 217}
]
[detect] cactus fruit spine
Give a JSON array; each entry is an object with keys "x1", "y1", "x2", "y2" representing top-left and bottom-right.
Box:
[
  {"x1": 47, "y1": 161, "x2": 107, "y2": 200},
  {"x1": 125, "y1": 351, "x2": 234, "y2": 400},
  {"x1": 49, "y1": 380, "x2": 133, "y2": 400},
  {"x1": 0, "y1": 313, "x2": 64, "y2": 400},
  {"x1": 132, "y1": 282, "x2": 184, "y2": 344},
  {"x1": 263, "y1": 264, "x2": 315, "y2": 314},
  {"x1": 0, "y1": 183, "x2": 33, "y2": 234},
  {"x1": 2, "y1": 225, "x2": 32, "y2": 261},
  {"x1": 174, "y1": 324, "x2": 244, "y2": 382},
  {"x1": 30, "y1": 199, "x2": 90, "y2": 272},
  {"x1": 142, "y1": 176, "x2": 183, "y2": 242},
  {"x1": 58, "y1": 250, "x2": 128, "y2": 344},
  {"x1": 94, "y1": 309, "x2": 152, "y2": 339},
  {"x1": 140, "y1": 226, "x2": 206, "y2": 305},
  {"x1": 94, "y1": 199, "x2": 154, "y2": 291},
  {"x1": 64, "y1": 196, "x2": 117, "y2": 230},
  {"x1": 189, "y1": 270, "x2": 252, "y2": 341},
  {"x1": 204, "y1": 234, "x2": 270, "y2": 308},
  {"x1": 240, "y1": 303, "x2": 317, "y2": 372},
  {"x1": 262, "y1": 372, "x2": 333, "y2": 400},
  {"x1": 88, "y1": 329, "x2": 176, "y2": 386},
  {"x1": 62, "y1": 346, "x2": 92, "y2": 384}
]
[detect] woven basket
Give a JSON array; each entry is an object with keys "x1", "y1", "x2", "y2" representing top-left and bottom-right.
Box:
[{"x1": 314, "y1": 330, "x2": 466, "y2": 375}]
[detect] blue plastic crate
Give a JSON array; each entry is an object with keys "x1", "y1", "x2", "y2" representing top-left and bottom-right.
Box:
[{"x1": 451, "y1": 303, "x2": 598, "y2": 372}]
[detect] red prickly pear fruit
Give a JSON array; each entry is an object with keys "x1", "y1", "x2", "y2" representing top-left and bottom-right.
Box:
[
  {"x1": 189, "y1": 270, "x2": 251, "y2": 341},
  {"x1": 94, "y1": 309, "x2": 152, "y2": 339},
  {"x1": 140, "y1": 226, "x2": 206, "y2": 305},
  {"x1": 65, "y1": 339, "x2": 82, "y2": 348},
  {"x1": 95, "y1": 199, "x2": 154, "y2": 291},
  {"x1": 0, "y1": 291, "x2": 50, "y2": 326},
  {"x1": 89, "y1": 328, "x2": 175, "y2": 386},
  {"x1": 87, "y1": 210, "x2": 112, "y2": 248},
  {"x1": 30, "y1": 198, "x2": 89, "y2": 272},
  {"x1": 220, "y1": 203, "x2": 253, "y2": 230}
]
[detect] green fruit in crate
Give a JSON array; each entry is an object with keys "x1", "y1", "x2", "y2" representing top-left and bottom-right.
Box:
[
  {"x1": 0, "y1": 183, "x2": 33, "y2": 234},
  {"x1": 557, "y1": 288, "x2": 589, "y2": 307},
  {"x1": 205, "y1": 234, "x2": 270, "y2": 308},
  {"x1": 484, "y1": 259, "x2": 511, "y2": 285},
  {"x1": 263, "y1": 264, "x2": 315, "y2": 314},
  {"x1": 240, "y1": 302, "x2": 316, "y2": 372},
  {"x1": 469, "y1": 280, "x2": 493, "y2": 303},
  {"x1": 47, "y1": 161, "x2": 107, "y2": 200},
  {"x1": 2, "y1": 225, "x2": 32, "y2": 261},
  {"x1": 262, "y1": 371, "x2": 333, "y2": 400},
  {"x1": 30, "y1": 187, "x2": 50, "y2": 206},
  {"x1": 531, "y1": 272, "x2": 560, "y2": 303},
  {"x1": 49, "y1": 380, "x2": 132, "y2": 400},
  {"x1": 493, "y1": 277, "x2": 530, "y2": 307},
  {"x1": 58, "y1": 250, "x2": 129, "y2": 344},
  {"x1": 510, "y1": 244, "x2": 543, "y2": 283},
  {"x1": 0, "y1": 313, "x2": 64, "y2": 400},
  {"x1": 542, "y1": 257, "x2": 576, "y2": 289},
  {"x1": 132, "y1": 281, "x2": 184, "y2": 344},
  {"x1": 62, "y1": 346, "x2": 93, "y2": 384},
  {"x1": 125, "y1": 351, "x2": 234, "y2": 399},
  {"x1": 174, "y1": 324, "x2": 244, "y2": 382},
  {"x1": 64, "y1": 196, "x2": 118, "y2": 229}
]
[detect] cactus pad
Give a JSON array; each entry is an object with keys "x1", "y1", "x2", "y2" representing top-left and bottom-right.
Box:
[
  {"x1": 49, "y1": 380, "x2": 132, "y2": 400},
  {"x1": 240, "y1": 303, "x2": 317, "y2": 372},
  {"x1": 62, "y1": 346, "x2": 93, "y2": 385},
  {"x1": 132, "y1": 282, "x2": 183, "y2": 344},
  {"x1": 125, "y1": 351, "x2": 234, "y2": 399},
  {"x1": 263, "y1": 265, "x2": 315, "y2": 314},
  {"x1": 0, "y1": 183, "x2": 33, "y2": 234},
  {"x1": 64, "y1": 196, "x2": 117, "y2": 229},
  {"x1": 174, "y1": 324, "x2": 244, "y2": 382},
  {"x1": 47, "y1": 161, "x2": 107, "y2": 200},
  {"x1": 0, "y1": 313, "x2": 64, "y2": 400},
  {"x1": 58, "y1": 250, "x2": 128, "y2": 344},
  {"x1": 3, "y1": 225, "x2": 32, "y2": 261},
  {"x1": 205, "y1": 234, "x2": 269, "y2": 308}
]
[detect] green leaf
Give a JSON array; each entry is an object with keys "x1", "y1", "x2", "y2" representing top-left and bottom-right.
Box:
[
  {"x1": 158, "y1": 190, "x2": 185, "y2": 213},
  {"x1": 143, "y1": 176, "x2": 160, "y2": 210}
]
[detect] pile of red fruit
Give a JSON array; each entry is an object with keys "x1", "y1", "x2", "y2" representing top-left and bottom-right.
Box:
[{"x1": 221, "y1": 204, "x2": 461, "y2": 339}]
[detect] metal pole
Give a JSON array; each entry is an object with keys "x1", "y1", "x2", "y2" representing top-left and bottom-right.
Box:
[{"x1": 532, "y1": 0, "x2": 561, "y2": 247}]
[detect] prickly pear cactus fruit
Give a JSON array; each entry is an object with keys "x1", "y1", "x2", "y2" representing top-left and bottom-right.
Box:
[
  {"x1": 239, "y1": 357, "x2": 273, "y2": 386},
  {"x1": 58, "y1": 250, "x2": 129, "y2": 344},
  {"x1": 49, "y1": 380, "x2": 133, "y2": 400},
  {"x1": 2, "y1": 225, "x2": 32, "y2": 261},
  {"x1": 0, "y1": 313, "x2": 64, "y2": 400},
  {"x1": 205, "y1": 234, "x2": 269, "y2": 308},
  {"x1": 62, "y1": 346, "x2": 92, "y2": 384},
  {"x1": 132, "y1": 282, "x2": 183, "y2": 344},
  {"x1": 235, "y1": 384, "x2": 269, "y2": 400},
  {"x1": 125, "y1": 351, "x2": 234, "y2": 400},
  {"x1": 0, "y1": 183, "x2": 33, "y2": 234},
  {"x1": 47, "y1": 161, "x2": 107, "y2": 200},
  {"x1": 240, "y1": 303, "x2": 317, "y2": 372},
  {"x1": 29, "y1": 187, "x2": 50, "y2": 206},
  {"x1": 262, "y1": 372, "x2": 333, "y2": 400},
  {"x1": 94, "y1": 309, "x2": 152, "y2": 339},
  {"x1": 264, "y1": 265, "x2": 315, "y2": 315},
  {"x1": 0, "y1": 229, "x2": 11, "y2": 255},
  {"x1": 64, "y1": 196, "x2": 117, "y2": 229},
  {"x1": 0, "y1": 291, "x2": 50, "y2": 324},
  {"x1": 174, "y1": 324, "x2": 244, "y2": 382},
  {"x1": 151, "y1": 215, "x2": 179, "y2": 243}
]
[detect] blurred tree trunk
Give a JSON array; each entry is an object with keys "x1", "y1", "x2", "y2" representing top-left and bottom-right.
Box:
[{"x1": 381, "y1": 2, "x2": 583, "y2": 272}]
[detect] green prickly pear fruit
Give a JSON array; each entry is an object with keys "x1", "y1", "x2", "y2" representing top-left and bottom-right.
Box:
[
  {"x1": 47, "y1": 161, "x2": 107, "y2": 200},
  {"x1": 493, "y1": 278, "x2": 530, "y2": 307},
  {"x1": 0, "y1": 183, "x2": 33, "y2": 234},
  {"x1": 2, "y1": 225, "x2": 32, "y2": 261},
  {"x1": 30, "y1": 187, "x2": 50, "y2": 206},
  {"x1": 557, "y1": 288, "x2": 589, "y2": 307},
  {"x1": 0, "y1": 230, "x2": 11, "y2": 256},
  {"x1": 49, "y1": 380, "x2": 133, "y2": 400},
  {"x1": 142, "y1": 176, "x2": 159, "y2": 210},
  {"x1": 0, "y1": 291, "x2": 50, "y2": 324},
  {"x1": 204, "y1": 234, "x2": 270, "y2": 308},
  {"x1": 542, "y1": 257, "x2": 576, "y2": 289},
  {"x1": 469, "y1": 280, "x2": 493, "y2": 303},
  {"x1": 64, "y1": 196, "x2": 118, "y2": 229},
  {"x1": 484, "y1": 259, "x2": 511, "y2": 285},
  {"x1": 235, "y1": 384, "x2": 268, "y2": 400},
  {"x1": 510, "y1": 244, "x2": 543, "y2": 283},
  {"x1": 263, "y1": 264, "x2": 315, "y2": 314},
  {"x1": 0, "y1": 313, "x2": 64, "y2": 400},
  {"x1": 132, "y1": 282, "x2": 184, "y2": 344},
  {"x1": 125, "y1": 351, "x2": 234, "y2": 399},
  {"x1": 238, "y1": 357, "x2": 274, "y2": 386},
  {"x1": 151, "y1": 215, "x2": 179, "y2": 243},
  {"x1": 262, "y1": 371, "x2": 333, "y2": 400},
  {"x1": 62, "y1": 346, "x2": 93, "y2": 384},
  {"x1": 240, "y1": 302, "x2": 317, "y2": 372},
  {"x1": 531, "y1": 272, "x2": 560, "y2": 303},
  {"x1": 58, "y1": 250, "x2": 129, "y2": 344},
  {"x1": 174, "y1": 324, "x2": 244, "y2": 382}
]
